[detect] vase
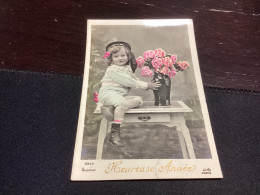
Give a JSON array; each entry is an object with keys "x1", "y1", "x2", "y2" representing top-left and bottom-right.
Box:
[{"x1": 152, "y1": 72, "x2": 171, "y2": 106}]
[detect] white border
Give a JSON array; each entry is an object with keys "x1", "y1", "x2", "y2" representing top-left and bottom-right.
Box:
[{"x1": 71, "y1": 19, "x2": 223, "y2": 180}]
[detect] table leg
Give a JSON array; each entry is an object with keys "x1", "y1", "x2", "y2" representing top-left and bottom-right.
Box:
[
  {"x1": 96, "y1": 116, "x2": 108, "y2": 160},
  {"x1": 176, "y1": 129, "x2": 189, "y2": 159},
  {"x1": 167, "y1": 123, "x2": 189, "y2": 159},
  {"x1": 177, "y1": 113, "x2": 196, "y2": 159}
]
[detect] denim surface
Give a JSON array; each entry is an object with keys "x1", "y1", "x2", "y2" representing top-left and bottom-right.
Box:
[{"x1": 1, "y1": 70, "x2": 259, "y2": 194}]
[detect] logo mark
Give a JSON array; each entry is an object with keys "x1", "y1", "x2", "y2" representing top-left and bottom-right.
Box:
[{"x1": 202, "y1": 168, "x2": 212, "y2": 174}]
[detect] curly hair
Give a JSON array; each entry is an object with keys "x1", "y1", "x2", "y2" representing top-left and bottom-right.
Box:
[{"x1": 106, "y1": 45, "x2": 131, "y2": 66}]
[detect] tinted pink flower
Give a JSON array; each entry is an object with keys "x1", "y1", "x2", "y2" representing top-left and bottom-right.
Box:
[
  {"x1": 136, "y1": 56, "x2": 146, "y2": 68},
  {"x1": 154, "y1": 48, "x2": 165, "y2": 58},
  {"x1": 143, "y1": 50, "x2": 155, "y2": 59},
  {"x1": 159, "y1": 67, "x2": 169, "y2": 75},
  {"x1": 148, "y1": 71, "x2": 153, "y2": 77},
  {"x1": 93, "y1": 92, "x2": 99, "y2": 103},
  {"x1": 177, "y1": 61, "x2": 189, "y2": 70},
  {"x1": 102, "y1": 52, "x2": 111, "y2": 58},
  {"x1": 170, "y1": 54, "x2": 177, "y2": 64},
  {"x1": 141, "y1": 66, "x2": 154, "y2": 77},
  {"x1": 168, "y1": 69, "x2": 176, "y2": 78},
  {"x1": 168, "y1": 64, "x2": 174, "y2": 70},
  {"x1": 151, "y1": 57, "x2": 163, "y2": 69},
  {"x1": 162, "y1": 57, "x2": 173, "y2": 67}
]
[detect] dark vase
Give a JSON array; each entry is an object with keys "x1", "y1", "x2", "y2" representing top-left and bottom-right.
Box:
[{"x1": 152, "y1": 72, "x2": 171, "y2": 106}]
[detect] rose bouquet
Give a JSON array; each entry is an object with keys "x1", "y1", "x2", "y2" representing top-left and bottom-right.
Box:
[{"x1": 136, "y1": 48, "x2": 189, "y2": 78}]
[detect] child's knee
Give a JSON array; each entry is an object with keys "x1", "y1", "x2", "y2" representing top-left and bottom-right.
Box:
[{"x1": 134, "y1": 96, "x2": 143, "y2": 105}]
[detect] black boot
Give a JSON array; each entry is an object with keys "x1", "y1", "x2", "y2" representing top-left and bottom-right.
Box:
[{"x1": 108, "y1": 123, "x2": 125, "y2": 147}]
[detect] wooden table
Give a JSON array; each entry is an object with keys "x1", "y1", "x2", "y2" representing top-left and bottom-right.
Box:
[{"x1": 94, "y1": 101, "x2": 195, "y2": 160}]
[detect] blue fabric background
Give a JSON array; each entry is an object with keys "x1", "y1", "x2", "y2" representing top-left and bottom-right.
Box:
[{"x1": 0, "y1": 70, "x2": 259, "y2": 194}]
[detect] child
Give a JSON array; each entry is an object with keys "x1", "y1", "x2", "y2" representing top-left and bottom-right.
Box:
[{"x1": 97, "y1": 41, "x2": 161, "y2": 147}]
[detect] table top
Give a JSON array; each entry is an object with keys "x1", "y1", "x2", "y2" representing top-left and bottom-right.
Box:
[
  {"x1": 0, "y1": 1, "x2": 259, "y2": 91},
  {"x1": 94, "y1": 101, "x2": 192, "y2": 114}
]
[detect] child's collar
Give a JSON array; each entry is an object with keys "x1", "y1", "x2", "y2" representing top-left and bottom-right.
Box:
[
  {"x1": 107, "y1": 64, "x2": 135, "y2": 77},
  {"x1": 109, "y1": 64, "x2": 132, "y2": 72},
  {"x1": 110, "y1": 63, "x2": 129, "y2": 67}
]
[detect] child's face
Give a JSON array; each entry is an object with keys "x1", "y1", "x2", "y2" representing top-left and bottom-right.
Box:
[{"x1": 111, "y1": 47, "x2": 128, "y2": 66}]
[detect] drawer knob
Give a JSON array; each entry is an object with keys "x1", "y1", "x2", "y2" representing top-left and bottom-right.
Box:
[{"x1": 138, "y1": 116, "x2": 151, "y2": 121}]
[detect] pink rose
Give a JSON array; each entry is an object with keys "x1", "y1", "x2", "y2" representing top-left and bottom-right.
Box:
[
  {"x1": 141, "y1": 66, "x2": 154, "y2": 77},
  {"x1": 154, "y1": 48, "x2": 165, "y2": 58},
  {"x1": 136, "y1": 56, "x2": 145, "y2": 68},
  {"x1": 162, "y1": 57, "x2": 173, "y2": 67},
  {"x1": 143, "y1": 50, "x2": 155, "y2": 59},
  {"x1": 168, "y1": 64, "x2": 174, "y2": 70},
  {"x1": 177, "y1": 61, "x2": 189, "y2": 70},
  {"x1": 168, "y1": 69, "x2": 176, "y2": 78},
  {"x1": 151, "y1": 57, "x2": 163, "y2": 69},
  {"x1": 170, "y1": 54, "x2": 177, "y2": 64},
  {"x1": 159, "y1": 67, "x2": 169, "y2": 75}
]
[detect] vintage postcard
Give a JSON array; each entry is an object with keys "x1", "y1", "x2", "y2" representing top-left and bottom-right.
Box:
[{"x1": 71, "y1": 19, "x2": 223, "y2": 180}]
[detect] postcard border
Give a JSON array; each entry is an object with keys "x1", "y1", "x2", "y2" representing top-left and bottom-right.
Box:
[{"x1": 71, "y1": 19, "x2": 223, "y2": 180}]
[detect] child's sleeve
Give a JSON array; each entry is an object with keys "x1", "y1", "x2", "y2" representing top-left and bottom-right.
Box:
[{"x1": 109, "y1": 71, "x2": 148, "y2": 89}]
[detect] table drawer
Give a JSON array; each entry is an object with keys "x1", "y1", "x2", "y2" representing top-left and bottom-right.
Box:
[{"x1": 124, "y1": 113, "x2": 170, "y2": 123}]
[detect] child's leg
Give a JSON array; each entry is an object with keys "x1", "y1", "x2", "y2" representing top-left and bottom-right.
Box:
[
  {"x1": 104, "y1": 99, "x2": 139, "y2": 122},
  {"x1": 108, "y1": 96, "x2": 143, "y2": 147},
  {"x1": 126, "y1": 97, "x2": 143, "y2": 109},
  {"x1": 109, "y1": 106, "x2": 126, "y2": 147},
  {"x1": 113, "y1": 107, "x2": 126, "y2": 123},
  {"x1": 113, "y1": 97, "x2": 143, "y2": 122},
  {"x1": 109, "y1": 100, "x2": 138, "y2": 147}
]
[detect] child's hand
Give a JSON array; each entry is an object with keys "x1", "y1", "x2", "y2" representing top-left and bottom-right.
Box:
[
  {"x1": 93, "y1": 92, "x2": 99, "y2": 103},
  {"x1": 148, "y1": 80, "x2": 161, "y2": 90}
]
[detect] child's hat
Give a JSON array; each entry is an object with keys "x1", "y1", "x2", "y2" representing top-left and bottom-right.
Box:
[{"x1": 106, "y1": 41, "x2": 131, "y2": 51}]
